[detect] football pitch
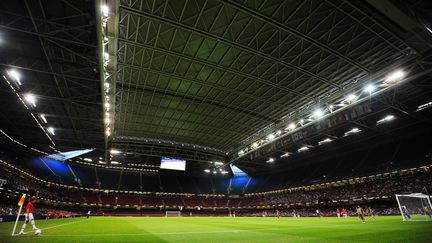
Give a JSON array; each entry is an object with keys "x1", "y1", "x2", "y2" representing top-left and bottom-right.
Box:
[{"x1": 0, "y1": 216, "x2": 430, "y2": 242}]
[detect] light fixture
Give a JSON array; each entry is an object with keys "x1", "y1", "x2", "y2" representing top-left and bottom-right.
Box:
[
  {"x1": 110, "y1": 149, "x2": 121, "y2": 154},
  {"x1": 267, "y1": 133, "x2": 275, "y2": 141},
  {"x1": 214, "y1": 162, "x2": 224, "y2": 165},
  {"x1": 101, "y1": 5, "x2": 109, "y2": 17},
  {"x1": 313, "y1": 109, "x2": 324, "y2": 119},
  {"x1": 111, "y1": 161, "x2": 120, "y2": 165},
  {"x1": 276, "y1": 130, "x2": 282, "y2": 135},
  {"x1": 344, "y1": 128, "x2": 361, "y2": 137},
  {"x1": 287, "y1": 123, "x2": 296, "y2": 131},
  {"x1": 221, "y1": 171, "x2": 229, "y2": 174},
  {"x1": 40, "y1": 114, "x2": 47, "y2": 124},
  {"x1": 24, "y1": 94, "x2": 37, "y2": 107},
  {"x1": 364, "y1": 84, "x2": 376, "y2": 94},
  {"x1": 299, "y1": 119, "x2": 304, "y2": 126},
  {"x1": 212, "y1": 171, "x2": 217, "y2": 174},
  {"x1": 416, "y1": 101, "x2": 432, "y2": 112},
  {"x1": 7, "y1": 69, "x2": 21, "y2": 85},
  {"x1": 298, "y1": 146, "x2": 310, "y2": 152},
  {"x1": 251, "y1": 142, "x2": 259, "y2": 149},
  {"x1": 47, "y1": 127, "x2": 55, "y2": 135},
  {"x1": 384, "y1": 70, "x2": 405, "y2": 84},
  {"x1": 318, "y1": 138, "x2": 333, "y2": 146},
  {"x1": 84, "y1": 158, "x2": 92, "y2": 162},
  {"x1": 266, "y1": 158, "x2": 275, "y2": 163},
  {"x1": 376, "y1": 115, "x2": 395, "y2": 125},
  {"x1": 280, "y1": 152, "x2": 290, "y2": 158},
  {"x1": 104, "y1": 117, "x2": 110, "y2": 124},
  {"x1": 106, "y1": 130, "x2": 111, "y2": 136},
  {"x1": 346, "y1": 94, "x2": 358, "y2": 103},
  {"x1": 104, "y1": 52, "x2": 110, "y2": 61},
  {"x1": 204, "y1": 169, "x2": 210, "y2": 173},
  {"x1": 105, "y1": 102, "x2": 110, "y2": 109}
]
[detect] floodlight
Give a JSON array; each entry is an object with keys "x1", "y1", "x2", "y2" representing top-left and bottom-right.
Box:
[
  {"x1": 214, "y1": 162, "x2": 224, "y2": 165},
  {"x1": 280, "y1": 152, "x2": 290, "y2": 158},
  {"x1": 104, "y1": 52, "x2": 110, "y2": 61},
  {"x1": 212, "y1": 170, "x2": 217, "y2": 174},
  {"x1": 385, "y1": 70, "x2": 405, "y2": 83},
  {"x1": 251, "y1": 142, "x2": 259, "y2": 149},
  {"x1": 416, "y1": 101, "x2": 432, "y2": 112},
  {"x1": 101, "y1": 5, "x2": 109, "y2": 17},
  {"x1": 351, "y1": 128, "x2": 360, "y2": 133},
  {"x1": 105, "y1": 130, "x2": 111, "y2": 136},
  {"x1": 7, "y1": 69, "x2": 21, "y2": 85},
  {"x1": 318, "y1": 138, "x2": 333, "y2": 146},
  {"x1": 204, "y1": 169, "x2": 210, "y2": 173},
  {"x1": 287, "y1": 123, "x2": 296, "y2": 131},
  {"x1": 266, "y1": 158, "x2": 275, "y2": 163},
  {"x1": 111, "y1": 161, "x2": 120, "y2": 165},
  {"x1": 346, "y1": 94, "x2": 358, "y2": 103},
  {"x1": 47, "y1": 127, "x2": 55, "y2": 135},
  {"x1": 344, "y1": 128, "x2": 361, "y2": 137},
  {"x1": 267, "y1": 133, "x2": 275, "y2": 140},
  {"x1": 24, "y1": 94, "x2": 37, "y2": 107},
  {"x1": 84, "y1": 158, "x2": 92, "y2": 162},
  {"x1": 110, "y1": 149, "x2": 121, "y2": 154},
  {"x1": 377, "y1": 115, "x2": 395, "y2": 125},
  {"x1": 40, "y1": 114, "x2": 47, "y2": 123},
  {"x1": 364, "y1": 84, "x2": 376, "y2": 94},
  {"x1": 298, "y1": 146, "x2": 310, "y2": 152},
  {"x1": 313, "y1": 109, "x2": 324, "y2": 119}
]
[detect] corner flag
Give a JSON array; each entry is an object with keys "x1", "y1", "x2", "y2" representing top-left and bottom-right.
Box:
[
  {"x1": 12, "y1": 193, "x2": 26, "y2": 236},
  {"x1": 18, "y1": 194, "x2": 26, "y2": 206}
]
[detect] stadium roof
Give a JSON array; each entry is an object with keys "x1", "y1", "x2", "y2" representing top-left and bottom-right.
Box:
[{"x1": 1, "y1": 0, "x2": 432, "y2": 173}]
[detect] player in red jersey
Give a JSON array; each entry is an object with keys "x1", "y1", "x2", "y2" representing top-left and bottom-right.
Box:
[
  {"x1": 336, "y1": 208, "x2": 340, "y2": 218},
  {"x1": 341, "y1": 208, "x2": 347, "y2": 218},
  {"x1": 19, "y1": 196, "x2": 40, "y2": 235}
]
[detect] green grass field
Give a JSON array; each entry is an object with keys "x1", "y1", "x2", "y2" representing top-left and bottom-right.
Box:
[{"x1": 0, "y1": 216, "x2": 430, "y2": 242}]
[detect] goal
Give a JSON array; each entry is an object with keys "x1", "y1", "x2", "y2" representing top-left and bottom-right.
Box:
[
  {"x1": 395, "y1": 193, "x2": 432, "y2": 221},
  {"x1": 165, "y1": 211, "x2": 181, "y2": 217}
]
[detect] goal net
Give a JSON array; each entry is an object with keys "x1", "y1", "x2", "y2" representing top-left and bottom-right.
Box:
[
  {"x1": 395, "y1": 193, "x2": 432, "y2": 221},
  {"x1": 165, "y1": 211, "x2": 181, "y2": 217}
]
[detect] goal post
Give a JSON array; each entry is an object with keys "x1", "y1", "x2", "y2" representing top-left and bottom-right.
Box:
[
  {"x1": 395, "y1": 193, "x2": 432, "y2": 221},
  {"x1": 165, "y1": 211, "x2": 181, "y2": 217}
]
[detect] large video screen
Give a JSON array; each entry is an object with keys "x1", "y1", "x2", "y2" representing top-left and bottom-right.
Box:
[{"x1": 160, "y1": 157, "x2": 186, "y2": 171}]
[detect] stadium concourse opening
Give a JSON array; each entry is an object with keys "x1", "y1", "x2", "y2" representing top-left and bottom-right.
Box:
[{"x1": 0, "y1": 0, "x2": 432, "y2": 242}]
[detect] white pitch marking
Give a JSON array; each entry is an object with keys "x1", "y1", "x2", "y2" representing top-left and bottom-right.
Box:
[
  {"x1": 21, "y1": 219, "x2": 88, "y2": 235},
  {"x1": 36, "y1": 227, "x2": 289, "y2": 237}
]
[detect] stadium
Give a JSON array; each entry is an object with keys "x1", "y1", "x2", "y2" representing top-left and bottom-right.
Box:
[{"x1": 0, "y1": 0, "x2": 431, "y2": 242}]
